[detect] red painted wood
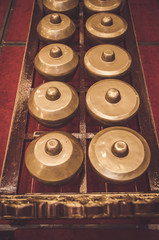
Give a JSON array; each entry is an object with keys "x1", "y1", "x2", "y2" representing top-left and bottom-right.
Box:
[
  {"x1": 0, "y1": 47, "x2": 25, "y2": 173},
  {"x1": 0, "y1": 0, "x2": 9, "y2": 29},
  {"x1": 129, "y1": 0, "x2": 159, "y2": 42},
  {"x1": 5, "y1": 0, "x2": 34, "y2": 42}
]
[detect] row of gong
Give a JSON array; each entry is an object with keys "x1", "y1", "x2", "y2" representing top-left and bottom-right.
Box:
[{"x1": 25, "y1": 0, "x2": 151, "y2": 186}]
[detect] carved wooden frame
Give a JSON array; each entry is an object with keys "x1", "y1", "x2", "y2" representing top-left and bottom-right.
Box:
[{"x1": 0, "y1": 0, "x2": 159, "y2": 221}]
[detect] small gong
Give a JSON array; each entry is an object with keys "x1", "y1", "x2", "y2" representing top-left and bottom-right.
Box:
[
  {"x1": 88, "y1": 127, "x2": 151, "y2": 183},
  {"x1": 25, "y1": 131, "x2": 84, "y2": 185},
  {"x1": 28, "y1": 81, "x2": 79, "y2": 127},
  {"x1": 84, "y1": 44, "x2": 132, "y2": 80},
  {"x1": 84, "y1": 0, "x2": 122, "y2": 15},
  {"x1": 34, "y1": 43, "x2": 78, "y2": 81},
  {"x1": 86, "y1": 13, "x2": 128, "y2": 43},
  {"x1": 43, "y1": 0, "x2": 79, "y2": 17},
  {"x1": 37, "y1": 13, "x2": 76, "y2": 44},
  {"x1": 86, "y1": 79, "x2": 140, "y2": 125}
]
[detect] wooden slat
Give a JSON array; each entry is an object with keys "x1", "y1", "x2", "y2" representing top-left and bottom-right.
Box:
[{"x1": 79, "y1": 2, "x2": 87, "y2": 193}]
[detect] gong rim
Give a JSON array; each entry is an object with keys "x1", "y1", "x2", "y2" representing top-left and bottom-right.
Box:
[
  {"x1": 86, "y1": 79, "x2": 140, "y2": 125},
  {"x1": 25, "y1": 131, "x2": 84, "y2": 185},
  {"x1": 88, "y1": 127, "x2": 151, "y2": 183}
]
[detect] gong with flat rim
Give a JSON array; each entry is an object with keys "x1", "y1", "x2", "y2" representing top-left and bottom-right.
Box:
[
  {"x1": 86, "y1": 13, "x2": 128, "y2": 43},
  {"x1": 86, "y1": 79, "x2": 140, "y2": 125},
  {"x1": 25, "y1": 131, "x2": 84, "y2": 185},
  {"x1": 88, "y1": 127, "x2": 151, "y2": 183},
  {"x1": 37, "y1": 13, "x2": 76, "y2": 44},
  {"x1": 43, "y1": 0, "x2": 79, "y2": 17},
  {"x1": 84, "y1": 0, "x2": 122, "y2": 15},
  {"x1": 28, "y1": 81, "x2": 79, "y2": 127},
  {"x1": 34, "y1": 43, "x2": 78, "y2": 81},
  {"x1": 84, "y1": 44, "x2": 132, "y2": 80}
]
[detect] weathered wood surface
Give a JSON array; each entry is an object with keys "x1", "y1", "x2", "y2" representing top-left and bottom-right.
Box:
[{"x1": 1, "y1": 193, "x2": 159, "y2": 219}]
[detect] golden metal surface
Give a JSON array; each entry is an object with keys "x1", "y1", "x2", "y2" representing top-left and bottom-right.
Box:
[
  {"x1": 25, "y1": 131, "x2": 84, "y2": 185},
  {"x1": 37, "y1": 13, "x2": 76, "y2": 44},
  {"x1": 86, "y1": 79, "x2": 140, "y2": 125},
  {"x1": 84, "y1": 44, "x2": 132, "y2": 80},
  {"x1": 34, "y1": 43, "x2": 78, "y2": 81},
  {"x1": 43, "y1": 0, "x2": 79, "y2": 16},
  {"x1": 88, "y1": 127, "x2": 151, "y2": 183},
  {"x1": 86, "y1": 13, "x2": 128, "y2": 43},
  {"x1": 84, "y1": 0, "x2": 122, "y2": 15},
  {"x1": 28, "y1": 81, "x2": 79, "y2": 127}
]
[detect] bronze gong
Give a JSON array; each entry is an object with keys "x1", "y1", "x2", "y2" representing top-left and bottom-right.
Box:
[
  {"x1": 25, "y1": 131, "x2": 84, "y2": 185},
  {"x1": 86, "y1": 79, "x2": 140, "y2": 125},
  {"x1": 86, "y1": 12, "x2": 128, "y2": 43},
  {"x1": 84, "y1": 0, "x2": 122, "y2": 15},
  {"x1": 28, "y1": 81, "x2": 79, "y2": 127},
  {"x1": 88, "y1": 127, "x2": 151, "y2": 183},
  {"x1": 37, "y1": 13, "x2": 76, "y2": 44},
  {"x1": 84, "y1": 44, "x2": 132, "y2": 80},
  {"x1": 43, "y1": 0, "x2": 79, "y2": 17},
  {"x1": 34, "y1": 43, "x2": 78, "y2": 81}
]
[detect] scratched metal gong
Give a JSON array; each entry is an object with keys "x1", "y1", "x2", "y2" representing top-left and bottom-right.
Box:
[
  {"x1": 37, "y1": 13, "x2": 76, "y2": 44},
  {"x1": 84, "y1": 44, "x2": 132, "y2": 80},
  {"x1": 86, "y1": 13, "x2": 128, "y2": 43},
  {"x1": 86, "y1": 79, "x2": 140, "y2": 125},
  {"x1": 34, "y1": 43, "x2": 78, "y2": 81},
  {"x1": 89, "y1": 127, "x2": 151, "y2": 183},
  {"x1": 84, "y1": 0, "x2": 122, "y2": 15},
  {"x1": 43, "y1": 0, "x2": 79, "y2": 17},
  {"x1": 28, "y1": 81, "x2": 79, "y2": 127},
  {"x1": 25, "y1": 131, "x2": 84, "y2": 185}
]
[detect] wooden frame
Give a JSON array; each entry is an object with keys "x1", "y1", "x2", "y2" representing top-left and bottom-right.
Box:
[{"x1": 0, "y1": 0, "x2": 159, "y2": 221}]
